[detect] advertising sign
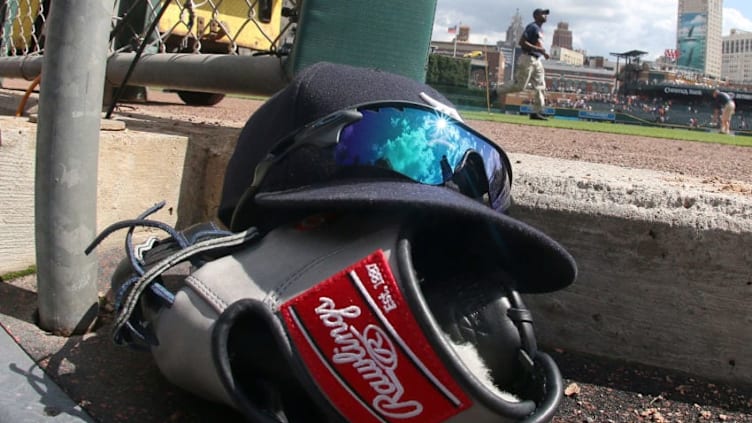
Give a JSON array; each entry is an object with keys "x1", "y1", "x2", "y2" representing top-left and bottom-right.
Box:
[{"x1": 677, "y1": 12, "x2": 707, "y2": 72}]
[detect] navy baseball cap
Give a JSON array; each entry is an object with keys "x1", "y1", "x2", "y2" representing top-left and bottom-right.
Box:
[
  {"x1": 218, "y1": 61, "x2": 576, "y2": 293},
  {"x1": 533, "y1": 8, "x2": 550, "y2": 17}
]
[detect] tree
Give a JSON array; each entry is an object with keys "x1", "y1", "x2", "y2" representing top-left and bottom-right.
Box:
[{"x1": 426, "y1": 54, "x2": 470, "y2": 87}]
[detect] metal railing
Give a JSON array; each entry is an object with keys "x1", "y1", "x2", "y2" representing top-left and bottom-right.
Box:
[{"x1": 1, "y1": 0, "x2": 299, "y2": 100}]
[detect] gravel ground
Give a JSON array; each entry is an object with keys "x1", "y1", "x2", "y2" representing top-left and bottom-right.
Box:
[
  {"x1": 128, "y1": 90, "x2": 752, "y2": 186},
  {"x1": 2, "y1": 87, "x2": 751, "y2": 422}
]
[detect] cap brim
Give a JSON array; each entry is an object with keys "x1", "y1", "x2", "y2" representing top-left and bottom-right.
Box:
[{"x1": 254, "y1": 180, "x2": 577, "y2": 293}]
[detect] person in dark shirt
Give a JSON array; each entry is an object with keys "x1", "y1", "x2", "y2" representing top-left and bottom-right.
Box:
[
  {"x1": 496, "y1": 8, "x2": 550, "y2": 120},
  {"x1": 712, "y1": 89, "x2": 736, "y2": 134}
]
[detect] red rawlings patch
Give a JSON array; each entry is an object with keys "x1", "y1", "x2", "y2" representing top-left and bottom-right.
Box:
[{"x1": 281, "y1": 250, "x2": 470, "y2": 423}]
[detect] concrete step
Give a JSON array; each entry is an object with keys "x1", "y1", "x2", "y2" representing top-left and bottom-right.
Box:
[{"x1": 509, "y1": 153, "x2": 752, "y2": 386}]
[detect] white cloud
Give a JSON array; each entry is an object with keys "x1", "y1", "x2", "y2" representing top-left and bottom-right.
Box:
[{"x1": 723, "y1": 7, "x2": 752, "y2": 35}]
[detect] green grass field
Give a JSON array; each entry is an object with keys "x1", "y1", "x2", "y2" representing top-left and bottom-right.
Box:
[
  {"x1": 460, "y1": 111, "x2": 752, "y2": 148},
  {"x1": 220, "y1": 89, "x2": 752, "y2": 148}
]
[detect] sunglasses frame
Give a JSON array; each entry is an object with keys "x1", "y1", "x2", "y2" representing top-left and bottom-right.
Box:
[{"x1": 244, "y1": 101, "x2": 513, "y2": 216}]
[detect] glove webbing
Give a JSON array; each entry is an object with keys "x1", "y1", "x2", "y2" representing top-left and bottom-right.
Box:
[
  {"x1": 112, "y1": 227, "x2": 260, "y2": 345},
  {"x1": 85, "y1": 202, "x2": 261, "y2": 346}
]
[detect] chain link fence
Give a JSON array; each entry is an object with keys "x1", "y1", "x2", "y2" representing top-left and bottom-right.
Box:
[
  {"x1": 0, "y1": 0, "x2": 48, "y2": 56},
  {"x1": 1, "y1": 0, "x2": 298, "y2": 105},
  {"x1": 1, "y1": 0, "x2": 297, "y2": 57},
  {"x1": 110, "y1": 0, "x2": 297, "y2": 55},
  {"x1": 1, "y1": 0, "x2": 436, "y2": 107}
]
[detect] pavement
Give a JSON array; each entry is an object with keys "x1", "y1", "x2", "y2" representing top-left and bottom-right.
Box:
[{"x1": 0, "y1": 323, "x2": 94, "y2": 423}]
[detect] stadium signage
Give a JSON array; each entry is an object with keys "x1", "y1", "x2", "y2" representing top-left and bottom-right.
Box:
[
  {"x1": 578, "y1": 111, "x2": 616, "y2": 121},
  {"x1": 733, "y1": 92, "x2": 752, "y2": 100},
  {"x1": 519, "y1": 105, "x2": 556, "y2": 115},
  {"x1": 664, "y1": 87, "x2": 703, "y2": 96}
]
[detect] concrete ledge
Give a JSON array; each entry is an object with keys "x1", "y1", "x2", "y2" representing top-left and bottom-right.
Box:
[
  {"x1": 0, "y1": 116, "x2": 187, "y2": 273},
  {"x1": 509, "y1": 153, "x2": 752, "y2": 386}
]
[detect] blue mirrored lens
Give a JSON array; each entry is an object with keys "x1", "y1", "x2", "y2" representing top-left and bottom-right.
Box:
[{"x1": 333, "y1": 106, "x2": 508, "y2": 208}]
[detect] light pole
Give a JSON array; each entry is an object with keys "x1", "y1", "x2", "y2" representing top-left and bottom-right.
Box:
[{"x1": 484, "y1": 37, "x2": 490, "y2": 112}]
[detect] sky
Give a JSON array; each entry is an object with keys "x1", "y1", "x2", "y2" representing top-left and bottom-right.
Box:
[{"x1": 431, "y1": 0, "x2": 752, "y2": 61}]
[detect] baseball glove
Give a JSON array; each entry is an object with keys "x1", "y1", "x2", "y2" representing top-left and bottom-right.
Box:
[{"x1": 90, "y1": 206, "x2": 564, "y2": 423}]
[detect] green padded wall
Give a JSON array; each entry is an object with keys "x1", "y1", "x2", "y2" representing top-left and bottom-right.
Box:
[{"x1": 286, "y1": 0, "x2": 438, "y2": 82}]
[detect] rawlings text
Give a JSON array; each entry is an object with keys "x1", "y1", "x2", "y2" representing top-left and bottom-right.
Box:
[{"x1": 316, "y1": 297, "x2": 423, "y2": 419}]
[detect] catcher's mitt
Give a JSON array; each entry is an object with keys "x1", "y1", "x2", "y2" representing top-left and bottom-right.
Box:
[{"x1": 93, "y1": 206, "x2": 566, "y2": 423}]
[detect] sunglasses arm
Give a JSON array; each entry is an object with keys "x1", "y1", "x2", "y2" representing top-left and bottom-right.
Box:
[
  {"x1": 290, "y1": 109, "x2": 363, "y2": 149},
  {"x1": 251, "y1": 110, "x2": 364, "y2": 189}
]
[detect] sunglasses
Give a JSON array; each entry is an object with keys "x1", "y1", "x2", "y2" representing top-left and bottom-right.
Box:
[{"x1": 249, "y1": 101, "x2": 513, "y2": 212}]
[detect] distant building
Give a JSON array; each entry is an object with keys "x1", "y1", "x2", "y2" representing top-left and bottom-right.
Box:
[
  {"x1": 457, "y1": 25, "x2": 470, "y2": 42},
  {"x1": 676, "y1": 0, "x2": 722, "y2": 78},
  {"x1": 722, "y1": 29, "x2": 752, "y2": 84},
  {"x1": 584, "y1": 56, "x2": 617, "y2": 71},
  {"x1": 587, "y1": 56, "x2": 606, "y2": 68},
  {"x1": 551, "y1": 46, "x2": 584, "y2": 66},
  {"x1": 428, "y1": 11, "x2": 623, "y2": 96},
  {"x1": 552, "y1": 22, "x2": 573, "y2": 50},
  {"x1": 545, "y1": 62, "x2": 615, "y2": 95},
  {"x1": 503, "y1": 9, "x2": 524, "y2": 48},
  {"x1": 498, "y1": 46, "x2": 515, "y2": 81}
]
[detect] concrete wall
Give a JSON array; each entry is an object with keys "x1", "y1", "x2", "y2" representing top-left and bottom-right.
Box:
[
  {"x1": 509, "y1": 154, "x2": 752, "y2": 387},
  {"x1": 1, "y1": 90, "x2": 750, "y2": 387},
  {"x1": 0, "y1": 116, "x2": 187, "y2": 273}
]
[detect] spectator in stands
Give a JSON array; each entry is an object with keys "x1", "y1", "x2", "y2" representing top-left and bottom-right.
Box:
[
  {"x1": 496, "y1": 8, "x2": 550, "y2": 120},
  {"x1": 712, "y1": 89, "x2": 736, "y2": 134}
]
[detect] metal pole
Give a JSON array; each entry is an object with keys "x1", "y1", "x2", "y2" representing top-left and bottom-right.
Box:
[
  {"x1": 453, "y1": 23, "x2": 458, "y2": 57},
  {"x1": 105, "y1": 0, "x2": 161, "y2": 104},
  {"x1": 0, "y1": 53, "x2": 289, "y2": 97},
  {"x1": 614, "y1": 56, "x2": 621, "y2": 95},
  {"x1": 105, "y1": 53, "x2": 290, "y2": 96},
  {"x1": 484, "y1": 39, "x2": 490, "y2": 113},
  {"x1": 35, "y1": 0, "x2": 111, "y2": 335}
]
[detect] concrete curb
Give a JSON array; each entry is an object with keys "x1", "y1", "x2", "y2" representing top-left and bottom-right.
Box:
[
  {"x1": 0, "y1": 116, "x2": 186, "y2": 274},
  {"x1": 508, "y1": 153, "x2": 752, "y2": 386},
  {"x1": 0, "y1": 325, "x2": 94, "y2": 422}
]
